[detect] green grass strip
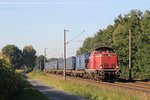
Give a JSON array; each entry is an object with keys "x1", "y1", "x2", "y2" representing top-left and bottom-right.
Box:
[
  {"x1": 29, "y1": 70, "x2": 149, "y2": 100},
  {"x1": 14, "y1": 71, "x2": 49, "y2": 100}
]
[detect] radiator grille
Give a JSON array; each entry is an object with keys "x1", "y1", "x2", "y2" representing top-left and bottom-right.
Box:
[
  {"x1": 104, "y1": 63, "x2": 108, "y2": 68},
  {"x1": 111, "y1": 64, "x2": 115, "y2": 68}
]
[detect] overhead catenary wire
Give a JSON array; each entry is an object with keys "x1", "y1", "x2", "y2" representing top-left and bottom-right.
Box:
[
  {"x1": 66, "y1": 30, "x2": 85, "y2": 44},
  {"x1": 71, "y1": 40, "x2": 84, "y2": 42}
]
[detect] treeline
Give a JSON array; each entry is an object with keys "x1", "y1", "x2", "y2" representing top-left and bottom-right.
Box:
[
  {"x1": 76, "y1": 10, "x2": 150, "y2": 79},
  {"x1": 0, "y1": 45, "x2": 36, "y2": 100},
  {"x1": 0, "y1": 45, "x2": 36, "y2": 71}
]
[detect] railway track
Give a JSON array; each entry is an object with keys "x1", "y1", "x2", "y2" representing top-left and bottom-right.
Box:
[
  {"x1": 135, "y1": 81, "x2": 150, "y2": 86},
  {"x1": 47, "y1": 73, "x2": 150, "y2": 94},
  {"x1": 116, "y1": 81, "x2": 150, "y2": 89},
  {"x1": 113, "y1": 82, "x2": 150, "y2": 93},
  {"x1": 80, "y1": 78, "x2": 150, "y2": 93}
]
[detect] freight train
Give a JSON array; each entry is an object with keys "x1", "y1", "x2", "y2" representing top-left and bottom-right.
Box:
[{"x1": 45, "y1": 47, "x2": 120, "y2": 81}]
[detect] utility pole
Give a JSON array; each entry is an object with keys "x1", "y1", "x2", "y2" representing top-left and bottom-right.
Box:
[
  {"x1": 129, "y1": 28, "x2": 132, "y2": 80},
  {"x1": 39, "y1": 60, "x2": 41, "y2": 70},
  {"x1": 64, "y1": 29, "x2": 69, "y2": 80},
  {"x1": 44, "y1": 48, "x2": 47, "y2": 72},
  {"x1": 63, "y1": 29, "x2": 83, "y2": 80}
]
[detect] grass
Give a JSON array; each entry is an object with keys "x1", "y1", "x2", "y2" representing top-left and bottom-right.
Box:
[
  {"x1": 14, "y1": 87, "x2": 49, "y2": 100},
  {"x1": 14, "y1": 70, "x2": 49, "y2": 100},
  {"x1": 29, "y1": 70, "x2": 149, "y2": 100}
]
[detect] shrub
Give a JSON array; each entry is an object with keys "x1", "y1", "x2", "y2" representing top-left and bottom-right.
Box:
[{"x1": 0, "y1": 59, "x2": 17, "y2": 100}]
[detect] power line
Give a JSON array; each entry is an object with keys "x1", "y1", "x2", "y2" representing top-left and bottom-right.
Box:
[
  {"x1": 71, "y1": 40, "x2": 84, "y2": 42},
  {"x1": 66, "y1": 30, "x2": 85, "y2": 44}
]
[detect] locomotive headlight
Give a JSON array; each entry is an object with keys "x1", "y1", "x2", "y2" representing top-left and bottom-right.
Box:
[
  {"x1": 100, "y1": 64, "x2": 103, "y2": 68},
  {"x1": 116, "y1": 65, "x2": 119, "y2": 69}
]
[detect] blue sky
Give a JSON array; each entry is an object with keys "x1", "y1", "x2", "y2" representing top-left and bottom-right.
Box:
[{"x1": 0, "y1": 0, "x2": 150, "y2": 58}]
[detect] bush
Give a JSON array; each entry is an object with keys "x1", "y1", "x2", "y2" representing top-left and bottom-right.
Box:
[{"x1": 0, "y1": 59, "x2": 17, "y2": 100}]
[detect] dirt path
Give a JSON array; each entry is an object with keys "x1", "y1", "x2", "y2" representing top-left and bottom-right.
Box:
[{"x1": 27, "y1": 79, "x2": 88, "y2": 100}]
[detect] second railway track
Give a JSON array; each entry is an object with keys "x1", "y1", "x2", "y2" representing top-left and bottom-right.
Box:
[{"x1": 47, "y1": 73, "x2": 150, "y2": 94}]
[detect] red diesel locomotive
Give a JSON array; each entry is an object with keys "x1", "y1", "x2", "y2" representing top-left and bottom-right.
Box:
[
  {"x1": 45, "y1": 47, "x2": 120, "y2": 81},
  {"x1": 86, "y1": 47, "x2": 120, "y2": 81}
]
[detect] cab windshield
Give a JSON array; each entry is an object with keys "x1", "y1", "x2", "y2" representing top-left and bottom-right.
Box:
[{"x1": 96, "y1": 47, "x2": 114, "y2": 53}]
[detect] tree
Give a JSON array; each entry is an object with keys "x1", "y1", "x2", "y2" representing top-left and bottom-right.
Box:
[
  {"x1": 76, "y1": 10, "x2": 150, "y2": 79},
  {"x1": 35, "y1": 55, "x2": 45, "y2": 71},
  {"x1": 1, "y1": 45, "x2": 22, "y2": 69},
  {"x1": 23, "y1": 45, "x2": 36, "y2": 69},
  {"x1": 76, "y1": 37, "x2": 94, "y2": 55}
]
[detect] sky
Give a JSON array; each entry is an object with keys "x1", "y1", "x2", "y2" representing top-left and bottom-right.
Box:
[{"x1": 0, "y1": 0, "x2": 150, "y2": 58}]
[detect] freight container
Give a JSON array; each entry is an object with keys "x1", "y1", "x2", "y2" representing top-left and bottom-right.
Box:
[
  {"x1": 76, "y1": 53, "x2": 90, "y2": 70},
  {"x1": 66, "y1": 56, "x2": 76, "y2": 70},
  {"x1": 45, "y1": 61, "x2": 53, "y2": 70},
  {"x1": 45, "y1": 63, "x2": 49, "y2": 70},
  {"x1": 58, "y1": 58, "x2": 64, "y2": 70},
  {"x1": 52, "y1": 60, "x2": 58, "y2": 70},
  {"x1": 76, "y1": 56, "x2": 80, "y2": 70}
]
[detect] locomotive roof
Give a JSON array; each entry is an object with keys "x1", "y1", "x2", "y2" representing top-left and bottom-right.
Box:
[{"x1": 94, "y1": 47, "x2": 113, "y2": 50}]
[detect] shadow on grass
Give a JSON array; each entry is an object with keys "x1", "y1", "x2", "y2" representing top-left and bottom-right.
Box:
[
  {"x1": 14, "y1": 87, "x2": 49, "y2": 100},
  {"x1": 13, "y1": 73, "x2": 49, "y2": 100},
  {"x1": 29, "y1": 79, "x2": 88, "y2": 100},
  {"x1": 118, "y1": 78, "x2": 150, "y2": 83}
]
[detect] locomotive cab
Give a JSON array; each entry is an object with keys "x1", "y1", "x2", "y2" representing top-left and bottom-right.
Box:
[
  {"x1": 97, "y1": 47, "x2": 118, "y2": 70},
  {"x1": 88, "y1": 47, "x2": 120, "y2": 81}
]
